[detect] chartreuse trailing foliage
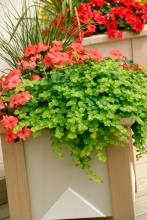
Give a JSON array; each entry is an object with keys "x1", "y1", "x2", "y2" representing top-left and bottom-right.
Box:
[{"x1": 4, "y1": 59, "x2": 146, "y2": 183}]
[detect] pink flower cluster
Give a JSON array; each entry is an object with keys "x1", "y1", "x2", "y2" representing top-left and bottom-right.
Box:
[
  {"x1": 0, "y1": 41, "x2": 105, "y2": 143},
  {"x1": 1, "y1": 115, "x2": 31, "y2": 143},
  {"x1": 71, "y1": 0, "x2": 147, "y2": 39},
  {"x1": 3, "y1": 69, "x2": 21, "y2": 91},
  {"x1": 0, "y1": 41, "x2": 141, "y2": 143},
  {"x1": 20, "y1": 41, "x2": 104, "y2": 70}
]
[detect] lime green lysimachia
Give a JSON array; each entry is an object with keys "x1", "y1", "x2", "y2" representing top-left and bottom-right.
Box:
[{"x1": 10, "y1": 59, "x2": 147, "y2": 183}]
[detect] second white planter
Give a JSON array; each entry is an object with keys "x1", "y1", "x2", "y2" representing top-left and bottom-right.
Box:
[{"x1": 83, "y1": 25, "x2": 147, "y2": 66}]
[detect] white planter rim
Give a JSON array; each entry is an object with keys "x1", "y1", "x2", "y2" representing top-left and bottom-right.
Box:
[{"x1": 83, "y1": 24, "x2": 147, "y2": 46}]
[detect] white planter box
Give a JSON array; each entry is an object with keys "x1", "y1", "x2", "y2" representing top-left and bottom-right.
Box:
[
  {"x1": 1, "y1": 27, "x2": 144, "y2": 220},
  {"x1": 83, "y1": 25, "x2": 147, "y2": 67},
  {"x1": 24, "y1": 131, "x2": 112, "y2": 220}
]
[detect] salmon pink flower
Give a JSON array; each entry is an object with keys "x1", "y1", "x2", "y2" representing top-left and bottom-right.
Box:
[
  {"x1": 49, "y1": 41, "x2": 63, "y2": 53},
  {"x1": 1, "y1": 115, "x2": 18, "y2": 130},
  {"x1": 4, "y1": 69, "x2": 21, "y2": 91},
  {"x1": 109, "y1": 50, "x2": 127, "y2": 60},
  {"x1": 24, "y1": 45, "x2": 37, "y2": 58},
  {"x1": 89, "y1": 50, "x2": 104, "y2": 61},
  {"x1": 9, "y1": 91, "x2": 33, "y2": 108},
  {"x1": 0, "y1": 101, "x2": 5, "y2": 110},
  {"x1": 5, "y1": 129, "x2": 18, "y2": 143},
  {"x1": 17, "y1": 126, "x2": 31, "y2": 140},
  {"x1": 30, "y1": 54, "x2": 41, "y2": 62},
  {"x1": 21, "y1": 60, "x2": 36, "y2": 70},
  {"x1": 32, "y1": 74, "x2": 41, "y2": 81},
  {"x1": 44, "y1": 52, "x2": 70, "y2": 67},
  {"x1": 37, "y1": 43, "x2": 49, "y2": 53}
]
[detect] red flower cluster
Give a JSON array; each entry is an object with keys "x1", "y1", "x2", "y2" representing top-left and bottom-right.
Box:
[{"x1": 71, "y1": 0, "x2": 147, "y2": 39}]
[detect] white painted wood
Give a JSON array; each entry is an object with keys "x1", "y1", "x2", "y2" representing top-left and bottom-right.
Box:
[
  {"x1": 24, "y1": 131, "x2": 112, "y2": 220},
  {"x1": 41, "y1": 188, "x2": 106, "y2": 220},
  {"x1": 137, "y1": 214, "x2": 147, "y2": 220},
  {"x1": 83, "y1": 38, "x2": 132, "y2": 59},
  {"x1": 135, "y1": 194, "x2": 147, "y2": 216},
  {"x1": 135, "y1": 156, "x2": 147, "y2": 218},
  {"x1": 132, "y1": 37, "x2": 147, "y2": 66},
  {"x1": 83, "y1": 24, "x2": 147, "y2": 67},
  {"x1": 83, "y1": 25, "x2": 147, "y2": 46}
]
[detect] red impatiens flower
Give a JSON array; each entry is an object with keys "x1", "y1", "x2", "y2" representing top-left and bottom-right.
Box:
[
  {"x1": 1, "y1": 115, "x2": 18, "y2": 130},
  {"x1": 77, "y1": 3, "x2": 93, "y2": 25},
  {"x1": 90, "y1": 0, "x2": 104, "y2": 7},
  {"x1": 85, "y1": 24, "x2": 96, "y2": 37},
  {"x1": 4, "y1": 69, "x2": 21, "y2": 91},
  {"x1": 93, "y1": 10, "x2": 106, "y2": 24},
  {"x1": 9, "y1": 91, "x2": 33, "y2": 108},
  {"x1": 71, "y1": 0, "x2": 146, "y2": 40},
  {"x1": 5, "y1": 129, "x2": 18, "y2": 143},
  {"x1": 17, "y1": 126, "x2": 31, "y2": 140},
  {"x1": 0, "y1": 101, "x2": 5, "y2": 110}
]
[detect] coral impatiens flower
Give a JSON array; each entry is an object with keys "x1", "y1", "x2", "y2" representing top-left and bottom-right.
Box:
[
  {"x1": 4, "y1": 69, "x2": 21, "y2": 91},
  {"x1": 32, "y1": 74, "x2": 41, "y2": 81},
  {"x1": 5, "y1": 129, "x2": 18, "y2": 143},
  {"x1": 1, "y1": 115, "x2": 18, "y2": 130},
  {"x1": 37, "y1": 43, "x2": 49, "y2": 53},
  {"x1": 89, "y1": 50, "x2": 104, "y2": 61},
  {"x1": 109, "y1": 50, "x2": 127, "y2": 60},
  {"x1": 17, "y1": 126, "x2": 31, "y2": 140},
  {"x1": 21, "y1": 60, "x2": 36, "y2": 70},
  {"x1": 9, "y1": 91, "x2": 33, "y2": 108},
  {"x1": 44, "y1": 51, "x2": 70, "y2": 67},
  {"x1": 24, "y1": 45, "x2": 37, "y2": 58},
  {"x1": 0, "y1": 101, "x2": 5, "y2": 110}
]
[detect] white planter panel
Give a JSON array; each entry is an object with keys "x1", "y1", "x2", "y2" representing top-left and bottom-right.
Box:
[
  {"x1": 24, "y1": 131, "x2": 112, "y2": 220},
  {"x1": 83, "y1": 25, "x2": 147, "y2": 66}
]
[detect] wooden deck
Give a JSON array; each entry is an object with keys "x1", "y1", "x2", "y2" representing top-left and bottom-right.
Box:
[{"x1": 136, "y1": 155, "x2": 147, "y2": 220}]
